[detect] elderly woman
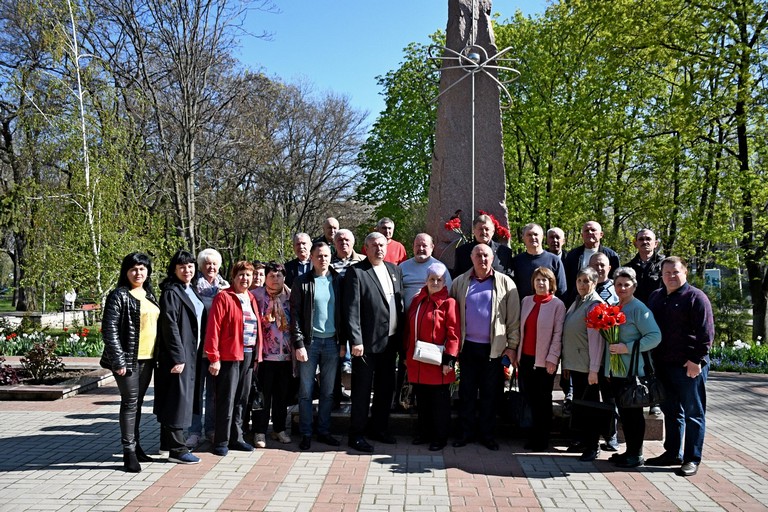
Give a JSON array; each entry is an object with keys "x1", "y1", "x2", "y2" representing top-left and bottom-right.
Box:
[
  {"x1": 515, "y1": 267, "x2": 566, "y2": 452},
  {"x1": 154, "y1": 250, "x2": 205, "y2": 464},
  {"x1": 606, "y1": 267, "x2": 661, "y2": 468},
  {"x1": 250, "y1": 262, "x2": 293, "y2": 448},
  {"x1": 561, "y1": 267, "x2": 606, "y2": 461},
  {"x1": 186, "y1": 248, "x2": 230, "y2": 449},
  {"x1": 404, "y1": 262, "x2": 459, "y2": 451},
  {"x1": 205, "y1": 261, "x2": 263, "y2": 456},
  {"x1": 251, "y1": 261, "x2": 266, "y2": 289},
  {"x1": 101, "y1": 252, "x2": 159, "y2": 473}
]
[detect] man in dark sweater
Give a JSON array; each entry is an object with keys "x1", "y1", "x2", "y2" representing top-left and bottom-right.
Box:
[
  {"x1": 453, "y1": 214, "x2": 512, "y2": 278},
  {"x1": 646, "y1": 257, "x2": 714, "y2": 477},
  {"x1": 512, "y1": 223, "x2": 566, "y2": 300}
]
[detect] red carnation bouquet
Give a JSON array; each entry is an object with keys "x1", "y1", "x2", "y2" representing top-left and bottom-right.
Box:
[{"x1": 585, "y1": 303, "x2": 627, "y2": 375}]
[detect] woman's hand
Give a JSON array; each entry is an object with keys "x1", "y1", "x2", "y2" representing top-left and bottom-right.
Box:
[
  {"x1": 209, "y1": 361, "x2": 221, "y2": 376},
  {"x1": 609, "y1": 343, "x2": 628, "y2": 355},
  {"x1": 295, "y1": 348, "x2": 308, "y2": 362},
  {"x1": 171, "y1": 363, "x2": 185, "y2": 374},
  {"x1": 441, "y1": 364, "x2": 452, "y2": 375},
  {"x1": 588, "y1": 370, "x2": 598, "y2": 385},
  {"x1": 115, "y1": 367, "x2": 126, "y2": 376},
  {"x1": 545, "y1": 361, "x2": 557, "y2": 375}
]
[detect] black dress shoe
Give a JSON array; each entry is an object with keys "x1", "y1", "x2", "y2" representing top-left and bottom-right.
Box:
[
  {"x1": 600, "y1": 442, "x2": 619, "y2": 452},
  {"x1": 452, "y1": 436, "x2": 471, "y2": 448},
  {"x1": 579, "y1": 448, "x2": 600, "y2": 462},
  {"x1": 412, "y1": 436, "x2": 427, "y2": 445},
  {"x1": 317, "y1": 434, "x2": 340, "y2": 446},
  {"x1": 429, "y1": 441, "x2": 447, "y2": 451},
  {"x1": 299, "y1": 436, "x2": 312, "y2": 450},
  {"x1": 645, "y1": 452, "x2": 683, "y2": 466},
  {"x1": 482, "y1": 438, "x2": 500, "y2": 451},
  {"x1": 348, "y1": 437, "x2": 374, "y2": 453},
  {"x1": 369, "y1": 431, "x2": 396, "y2": 444}
]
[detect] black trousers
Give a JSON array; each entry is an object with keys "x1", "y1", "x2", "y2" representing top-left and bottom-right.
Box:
[
  {"x1": 349, "y1": 342, "x2": 397, "y2": 438},
  {"x1": 160, "y1": 424, "x2": 189, "y2": 458},
  {"x1": 598, "y1": 368, "x2": 618, "y2": 442},
  {"x1": 518, "y1": 354, "x2": 556, "y2": 445},
  {"x1": 113, "y1": 359, "x2": 154, "y2": 452},
  {"x1": 414, "y1": 383, "x2": 451, "y2": 443},
  {"x1": 570, "y1": 370, "x2": 602, "y2": 449},
  {"x1": 457, "y1": 341, "x2": 503, "y2": 441},
  {"x1": 254, "y1": 360, "x2": 293, "y2": 434},
  {"x1": 610, "y1": 376, "x2": 646, "y2": 456},
  {"x1": 214, "y1": 351, "x2": 254, "y2": 448}
]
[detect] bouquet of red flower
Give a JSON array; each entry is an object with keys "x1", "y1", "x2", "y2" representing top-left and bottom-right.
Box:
[
  {"x1": 585, "y1": 303, "x2": 627, "y2": 375},
  {"x1": 444, "y1": 209, "x2": 511, "y2": 245}
]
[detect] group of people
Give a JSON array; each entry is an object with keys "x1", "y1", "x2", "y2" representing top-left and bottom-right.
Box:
[{"x1": 99, "y1": 214, "x2": 713, "y2": 479}]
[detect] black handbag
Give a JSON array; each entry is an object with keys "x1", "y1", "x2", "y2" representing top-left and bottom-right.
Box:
[
  {"x1": 616, "y1": 341, "x2": 666, "y2": 409},
  {"x1": 570, "y1": 386, "x2": 614, "y2": 434},
  {"x1": 504, "y1": 368, "x2": 532, "y2": 429}
]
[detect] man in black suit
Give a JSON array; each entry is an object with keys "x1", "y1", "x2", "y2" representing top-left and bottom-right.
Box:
[
  {"x1": 284, "y1": 233, "x2": 312, "y2": 288},
  {"x1": 563, "y1": 220, "x2": 620, "y2": 307},
  {"x1": 452, "y1": 214, "x2": 513, "y2": 277},
  {"x1": 343, "y1": 232, "x2": 404, "y2": 452}
]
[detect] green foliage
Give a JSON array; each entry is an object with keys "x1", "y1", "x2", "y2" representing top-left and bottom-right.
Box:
[
  {"x1": 710, "y1": 340, "x2": 768, "y2": 373},
  {"x1": 700, "y1": 276, "x2": 752, "y2": 345},
  {"x1": 356, "y1": 36, "x2": 442, "y2": 229},
  {"x1": 19, "y1": 339, "x2": 65, "y2": 383}
]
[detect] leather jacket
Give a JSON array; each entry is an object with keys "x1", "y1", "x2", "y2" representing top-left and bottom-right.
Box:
[
  {"x1": 289, "y1": 268, "x2": 343, "y2": 350},
  {"x1": 100, "y1": 286, "x2": 159, "y2": 372}
]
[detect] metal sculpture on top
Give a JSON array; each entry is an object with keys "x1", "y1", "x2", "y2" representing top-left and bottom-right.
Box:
[{"x1": 427, "y1": 0, "x2": 520, "y2": 220}]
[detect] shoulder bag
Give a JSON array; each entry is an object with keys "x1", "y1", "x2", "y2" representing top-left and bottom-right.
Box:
[{"x1": 616, "y1": 341, "x2": 666, "y2": 409}]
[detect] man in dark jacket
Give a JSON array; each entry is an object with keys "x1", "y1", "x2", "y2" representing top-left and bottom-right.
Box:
[
  {"x1": 563, "y1": 220, "x2": 620, "y2": 307},
  {"x1": 289, "y1": 241, "x2": 343, "y2": 450},
  {"x1": 453, "y1": 214, "x2": 512, "y2": 277},
  {"x1": 646, "y1": 257, "x2": 714, "y2": 477},
  {"x1": 344, "y1": 232, "x2": 404, "y2": 452},
  {"x1": 625, "y1": 229, "x2": 665, "y2": 305},
  {"x1": 284, "y1": 233, "x2": 312, "y2": 288}
]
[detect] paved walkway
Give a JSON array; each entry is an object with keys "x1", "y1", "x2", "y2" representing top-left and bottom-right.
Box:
[{"x1": 1, "y1": 371, "x2": 767, "y2": 511}]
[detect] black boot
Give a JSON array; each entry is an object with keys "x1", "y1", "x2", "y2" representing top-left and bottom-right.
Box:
[
  {"x1": 135, "y1": 444, "x2": 153, "y2": 463},
  {"x1": 123, "y1": 450, "x2": 141, "y2": 473}
]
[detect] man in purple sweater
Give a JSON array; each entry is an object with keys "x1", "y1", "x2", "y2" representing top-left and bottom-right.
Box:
[{"x1": 646, "y1": 257, "x2": 714, "y2": 477}]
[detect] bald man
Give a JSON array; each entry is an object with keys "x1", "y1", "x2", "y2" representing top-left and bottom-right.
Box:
[{"x1": 563, "y1": 221, "x2": 620, "y2": 306}]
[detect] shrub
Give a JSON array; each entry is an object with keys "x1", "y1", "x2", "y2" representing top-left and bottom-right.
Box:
[
  {"x1": 709, "y1": 339, "x2": 768, "y2": 373},
  {"x1": 19, "y1": 340, "x2": 65, "y2": 383},
  {"x1": 0, "y1": 355, "x2": 19, "y2": 385}
]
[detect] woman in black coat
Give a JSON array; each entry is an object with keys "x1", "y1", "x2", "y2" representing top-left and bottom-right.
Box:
[
  {"x1": 154, "y1": 250, "x2": 206, "y2": 464},
  {"x1": 100, "y1": 252, "x2": 159, "y2": 473}
]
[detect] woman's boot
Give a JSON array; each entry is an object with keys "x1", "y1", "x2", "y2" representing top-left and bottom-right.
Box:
[{"x1": 123, "y1": 450, "x2": 141, "y2": 473}]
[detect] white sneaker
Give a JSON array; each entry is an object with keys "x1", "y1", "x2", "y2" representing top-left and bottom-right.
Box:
[
  {"x1": 254, "y1": 433, "x2": 267, "y2": 448},
  {"x1": 271, "y1": 431, "x2": 292, "y2": 444},
  {"x1": 185, "y1": 434, "x2": 201, "y2": 449}
]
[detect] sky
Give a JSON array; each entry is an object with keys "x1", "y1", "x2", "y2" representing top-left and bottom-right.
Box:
[{"x1": 236, "y1": 1, "x2": 547, "y2": 125}]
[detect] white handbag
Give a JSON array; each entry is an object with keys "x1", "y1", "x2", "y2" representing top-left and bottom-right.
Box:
[{"x1": 411, "y1": 303, "x2": 444, "y2": 366}]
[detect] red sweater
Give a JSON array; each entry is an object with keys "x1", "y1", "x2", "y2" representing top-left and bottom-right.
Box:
[
  {"x1": 404, "y1": 286, "x2": 460, "y2": 385},
  {"x1": 204, "y1": 289, "x2": 263, "y2": 363}
]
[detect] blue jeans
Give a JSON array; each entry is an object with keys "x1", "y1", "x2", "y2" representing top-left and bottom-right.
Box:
[
  {"x1": 298, "y1": 337, "x2": 338, "y2": 437},
  {"x1": 189, "y1": 358, "x2": 215, "y2": 438},
  {"x1": 659, "y1": 361, "x2": 708, "y2": 463}
]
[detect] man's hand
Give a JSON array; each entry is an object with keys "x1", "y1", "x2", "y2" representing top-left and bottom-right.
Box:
[
  {"x1": 684, "y1": 360, "x2": 701, "y2": 378},
  {"x1": 171, "y1": 363, "x2": 185, "y2": 374},
  {"x1": 351, "y1": 344, "x2": 364, "y2": 357},
  {"x1": 209, "y1": 361, "x2": 221, "y2": 376},
  {"x1": 295, "y1": 348, "x2": 308, "y2": 362}
]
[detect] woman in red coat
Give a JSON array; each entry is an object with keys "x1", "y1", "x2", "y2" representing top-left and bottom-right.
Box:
[{"x1": 404, "y1": 262, "x2": 460, "y2": 451}]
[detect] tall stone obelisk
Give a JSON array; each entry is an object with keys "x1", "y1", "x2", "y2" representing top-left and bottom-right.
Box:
[{"x1": 427, "y1": 0, "x2": 509, "y2": 268}]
